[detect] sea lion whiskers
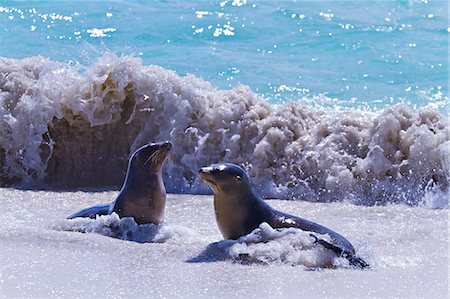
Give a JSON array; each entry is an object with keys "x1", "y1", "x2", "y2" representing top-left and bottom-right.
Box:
[
  {"x1": 167, "y1": 150, "x2": 173, "y2": 165},
  {"x1": 146, "y1": 142, "x2": 172, "y2": 167},
  {"x1": 144, "y1": 149, "x2": 160, "y2": 166},
  {"x1": 199, "y1": 176, "x2": 217, "y2": 189},
  {"x1": 198, "y1": 167, "x2": 226, "y2": 196}
]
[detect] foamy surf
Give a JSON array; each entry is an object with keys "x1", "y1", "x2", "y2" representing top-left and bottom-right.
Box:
[
  {"x1": 1, "y1": 54, "x2": 448, "y2": 206},
  {"x1": 56, "y1": 213, "x2": 197, "y2": 244},
  {"x1": 189, "y1": 222, "x2": 358, "y2": 268},
  {"x1": 58, "y1": 215, "x2": 360, "y2": 269},
  {"x1": 1, "y1": 190, "x2": 447, "y2": 298}
]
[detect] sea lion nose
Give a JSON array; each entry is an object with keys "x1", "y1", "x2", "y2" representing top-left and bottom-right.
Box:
[
  {"x1": 198, "y1": 166, "x2": 213, "y2": 174},
  {"x1": 163, "y1": 141, "x2": 172, "y2": 150}
]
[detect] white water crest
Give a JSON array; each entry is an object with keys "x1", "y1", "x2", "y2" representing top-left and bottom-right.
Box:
[{"x1": 1, "y1": 54, "x2": 448, "y2": 206}]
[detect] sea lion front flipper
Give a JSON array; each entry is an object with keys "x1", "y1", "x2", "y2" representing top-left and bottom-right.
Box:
[{"x1": 67, "y1": 203, "x2": 111, "y2": 219}]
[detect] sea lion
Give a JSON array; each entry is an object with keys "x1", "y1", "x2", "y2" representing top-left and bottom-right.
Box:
[
  {"x1": 67, "y1": 141, "x2": 172, "y2": 224},
  {"x1": 198, "y1": 163, "x2": 369, "y2": 268}
]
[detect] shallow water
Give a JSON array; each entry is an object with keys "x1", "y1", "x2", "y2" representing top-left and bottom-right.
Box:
[{"x1": 1, "y1": 188, "x2": 448, "y2": 298}]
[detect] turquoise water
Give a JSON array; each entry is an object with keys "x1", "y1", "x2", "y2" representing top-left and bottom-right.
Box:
[{"x1": 1, "y1": 0, "x2": 448, "y2": 109}]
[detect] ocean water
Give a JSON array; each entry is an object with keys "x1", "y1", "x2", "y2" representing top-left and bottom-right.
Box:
[
  {"x1": 1, "y1": 2, "x2": 449, "y2": 298},
  {"x1": 1, "y1": 0, "x2": 448, "y2": 108},
  {"x1": 1, "y1": 1, "x2": 449, "y2": 206}
]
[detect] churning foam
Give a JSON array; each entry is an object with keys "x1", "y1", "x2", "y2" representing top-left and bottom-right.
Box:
[
  {"x1": 1, "y1": 54, "x2": 448, "y2": 206},
  {"x1": 56, "y1": 213, "x2": 196, "y2": 243},
  {"x1": 58, "y1": 217, "x2": 361, "y2": 268},
  {"x1": 188, "y1": 222, "x2": 363, "y2": 268},
  {"x1": 217, "y1": 222, "x2": 341, "y2": 268}
]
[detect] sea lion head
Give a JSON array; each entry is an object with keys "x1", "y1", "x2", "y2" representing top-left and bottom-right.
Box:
[
  {"x1": 198, "y1": 163, "x2": 250, "y2": 194},
  {"x1": 130, "y1": 141, "x2": 172, "y2": 172},
  {"x1": 199, "y1": 163, "x2": 260, "y2": 240}
]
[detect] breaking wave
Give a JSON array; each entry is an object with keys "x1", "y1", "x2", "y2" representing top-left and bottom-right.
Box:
[{"x1": 1, "y1": 54, "x2": 449, "y2": 207}]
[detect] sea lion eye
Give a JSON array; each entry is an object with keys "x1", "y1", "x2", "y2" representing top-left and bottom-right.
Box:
[{"x1": 236, "y1": 175, "x2": 242, "y2": 182}]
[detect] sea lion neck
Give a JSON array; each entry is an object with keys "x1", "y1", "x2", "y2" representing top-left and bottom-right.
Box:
[
  {"x1": 213, "y1": 183, "x2": 262, "y2": 206},
  {"x1": 124, "y1": 167, "x2": 161, "y2": 188}
]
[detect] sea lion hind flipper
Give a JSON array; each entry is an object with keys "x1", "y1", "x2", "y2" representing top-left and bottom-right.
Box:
[
  {"x1": 347, "y1": 255, "x2": 370, "y2": 269},
  {"x1": 272, "y1": 211, "x2": 358, "y2": 256},
  {"x1": 309, "y1": 233, "x2": 369, "y2": 269},
  {"x1": 67, "y1": 203, "x2": 111, "y2": 219}
]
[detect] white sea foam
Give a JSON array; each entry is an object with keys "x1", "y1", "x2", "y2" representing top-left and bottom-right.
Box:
[
  {"x1": 56, "y1": 213, "x2": 196, "y2": 243},
  {"x1": 57, "y1": 216, "x2": 354, "y2": 268},
  {"x1": 0, "y1": 54, "x2": 448, "y2": 206},
  {"x1": 1, "y1": 190, "x2": 448, "y2": 298},
  {"x1": 214, "y1": 222, "x2": 345, "y2": 268}
]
